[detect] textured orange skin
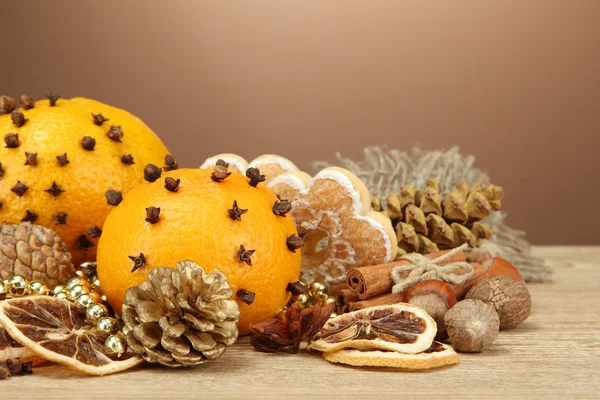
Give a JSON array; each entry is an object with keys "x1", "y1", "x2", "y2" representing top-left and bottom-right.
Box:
[
  {"x1": 96, "y1": 168, "x2": 301, "y2": 335},
  {"x1": 0, "y1": 97, "x2": 169, "y2": 265}
]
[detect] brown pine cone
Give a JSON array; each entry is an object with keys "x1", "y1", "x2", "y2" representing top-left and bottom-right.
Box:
[
  {"x1": 0, "y1": 222, "x2": 76, "y2": 287},
  {"x1": 122, "y1": 261, "x2": 240, "y2": 367},
  {"x1": 373, "y1": 180, "x2": 504, "y2": 256}
]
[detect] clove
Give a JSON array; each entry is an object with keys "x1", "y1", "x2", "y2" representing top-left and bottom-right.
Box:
[
  {"x1": 86, "y1": 226, "x2": 102, "y2": 238},
  {"x1": 286, "y1": 234, "x2": 304, "y2": 253},
  {"x1": 21, "y1": 210, "x2": 38, "y2": 223},
  {"x1": 286, "y1": 281, "x2": 307, "y2": 296},
  {"x1": 237, "y1": 245, "x2": 255, "y2": 266},
  {"x1": 92, "y1": 113, "x2": 109, "y2": 126},
  {"x1": 246, "y1": 167, "x2": 265, "y2": 187},
  {"x1": 145, "y1": 206, "x2": 161, "y2": 224},
  {"x1": 0, "y1": 96, "x2": 16, "y2": 114},
  {"x1": 54, "y1": 213, "x2": 68, "y2": 225},
  {"x1": 129, "y1": 253, "x2": 146, "y2": 273},
  {"x1": 228, "y1": 200, "x2": 248, "y2": 221},
  {"x1": 121, "y1": 154, "x2": 134, "y2": 165},
  {"x1": 273, "y1": 198, "x2": 292, "y2": 216},
  {"x1": 24, "y1": 152, "x2": 37, "y2": 166},
  {"x1": 107, "y1": 125, "x2": 123, "y2": 142},
  {"x1": 4, "y1": 133, "x2": 19, "y2": 148},
  {"x1": 75, "y1": 235, "x2": 94, "y2": 249},
  {"x1": 11, "y1": 181, "x2": 28, "y2": 197},
  {"x1": 81, "y1": 136, "x2": 96, "y2": 151},
  {"x1": 164, "y1": 177, "x2": 180, "y2": 192},
  {"x1": 47, "y1": 92, "x2": 59, "y2": 106},
  {"x1": 56, "y1": 153, "x2": 70, "y2": 166},
  {"x1": 163, "y1": 154, "x2": 178, "y2": 171},
  {"x1": 11, "y1": 110, "x2": 27, "y2": 127},
  {"x1": 20, "y1": 95, "x2": 34, "y2": 110},
  {"x1": 44, "y1": 181, "x2": 64, "y2": 199},
  {"x1": 144, "y1": 164, "x2": 162, "y2": 182},
  {"x1": 237, "y1": 289, "x2": 256, "y2": 305},
  {"x1": 105, "y1": 189, "x2": 123, "y2": 206}
]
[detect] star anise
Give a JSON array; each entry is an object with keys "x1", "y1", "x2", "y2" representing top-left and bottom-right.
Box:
[{"x1": 249, "y1": 300, "x2": 335, "y2": 353}]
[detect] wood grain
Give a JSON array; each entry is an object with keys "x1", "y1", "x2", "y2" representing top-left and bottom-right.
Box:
[{"x1": 2, "y1": 246, "x2": 599, "y2": 399}]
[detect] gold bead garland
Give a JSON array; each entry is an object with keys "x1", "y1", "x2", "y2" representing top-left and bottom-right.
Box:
[{"x1": 0, "y1": 262, "x2": 127, "y2": 358}]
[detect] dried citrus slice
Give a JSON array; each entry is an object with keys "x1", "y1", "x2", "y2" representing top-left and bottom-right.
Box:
[
  {"x1": 309, "y1": 303, "x2": 436, "y2": 354},
  {"x1": 322, "y1": 341, "x2": 459, "y2": 369},
  {"x1": 0, "y1": 296, "x2": 143, "y2": 376},
  {"x1": 0, "y1": 325, "x2": 45, "y2": 367}
]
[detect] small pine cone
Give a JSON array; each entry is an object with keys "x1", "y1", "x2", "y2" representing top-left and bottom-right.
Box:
[
  {"x1": 122, "y1": 261, "x2": 240, "y2": 368},
  {"x1": 0, "y1": 222, "x2": 76, "y2": 287}
]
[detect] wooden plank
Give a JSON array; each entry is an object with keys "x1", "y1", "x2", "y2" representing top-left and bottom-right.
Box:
[{"x1": 2, "y1": 246, "x2": 599, "y2": 399}]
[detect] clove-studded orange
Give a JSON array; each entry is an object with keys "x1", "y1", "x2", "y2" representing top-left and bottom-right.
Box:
[
  {"x1": 0, "y1": 94, "x2": 170, "y2": 265},
  {"x1": 96, "y1": 166, "x2": 302, "y2": 334}
]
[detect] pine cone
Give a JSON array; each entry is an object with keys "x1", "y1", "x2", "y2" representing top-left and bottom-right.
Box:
[
  {"x1": 0, "y1": 222, "x2": 76, "y2": 287},
  {"x1": 373, "y1": 180, "x2": 504, "y2": 256},
  {"x1": 122, "y1": 261, "x2": 240, "y2": 367}
]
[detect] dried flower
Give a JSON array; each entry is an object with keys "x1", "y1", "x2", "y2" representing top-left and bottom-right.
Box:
[
  {"x1": 47, "y1": 92, "x2": 59, "y2": 106},
  {"x1": 250, "y1": 300, "x2": 335, "y2": 353},
  {"x1": 286, "y1": 234, "x2": 304, "y2": 253},
  {"x1": 105, "y1": 190, "x2": 123, "y2": 206},
  {"x1": 273, "y1": 198, "x2": 292, "y2": 216},
  {"x1": 246, "y1": 167, "x2": 265, "y2": 187},
  {"x1": 54, "y1": 213, "x2": 68, "y2": 225},
  {"x1": 107, "y1": 125, "x2": 123, "y2": 142},
  {"x1": 129, "y1": 253, "x2": 146, "y2": 273},
  {"x1": 74, "y1": 234, "x2": 95, "y2": 249},
  {"x1": 144, "y1": 164, "x2": 162, "y2": 182},
  {"x1": 228, "y1": 200, "x2": 248, "y2": 221},
  {"x1": 11, "y1": 110, "x2": 27, "y2": 127},
  {"x1": 11, "y1": 181, "x2": 28, "y2": 197},
  {"x1": 145, "y1": 206, "x2": 161, "y2": 224},
  {"x1": 86, "y1": 226, "x2": 102, "y2": 238},
  {"x1": 4, "y1": 133, "x2": 19, "y2": 148},
  {"x1": 237, "y1": 289, "x2": 256, "y2": 305},
  {"x1": 44, "y1": 181, "x2": 64, "y2": 198},
  {"x1": 81, "y1": 136, "x2": 96, "y2": 151},
  {"x1": 163, "y1": 154, "x2": 178, "y2": 171},
  {"x1": 56, "y1": 153, "x2": 69, "y2": 166},
  {"x1": 0, "y1": 96, "x2": 16, "y2": 114},
  {"x1": 164, "y1": 177, "x2": 180, "y2": 192},
  {"x1": 237, "y1": 245, "x2": 255, "y2": 266},
  {"x1": 20, "y1": 95, "x2": 35, "y2": 110},
  {"x1": 92, "y1": 113, "x2": 109, "y2": 126}
]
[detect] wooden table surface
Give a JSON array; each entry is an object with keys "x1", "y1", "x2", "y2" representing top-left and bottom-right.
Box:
[{"x1": 2, "y1": 246, "x2": 599, "y2": 399}]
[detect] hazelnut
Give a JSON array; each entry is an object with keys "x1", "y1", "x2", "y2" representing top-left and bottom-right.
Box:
[
  {"x1": 403, "y1": 280, "x2": 457, "y2": 339},
  {"x1": 466, "y1": 276, "x2": 531, "y2": 330},
  {"x1": 444, "y1": 299, "x2": 499, "y2": 353},
  {"x1": 485, "y1": 257, "x2": 524, "y2": 282}
]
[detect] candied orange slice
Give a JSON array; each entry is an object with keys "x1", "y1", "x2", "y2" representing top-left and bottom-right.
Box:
[
  {"x1": 322, "y1": 341, "x2": 458, "y2": 369},
  {"x1": 309, "y1": 303, "x2": 436, "y2": 354},
  {"x1": 0, "y1": 296, "x2": 142, "y2": 376},
  {"x1": 0, "y1": 324, "x2": 46, "y2": 367}
]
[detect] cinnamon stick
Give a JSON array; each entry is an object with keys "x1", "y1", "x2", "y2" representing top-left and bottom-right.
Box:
[
  {"x1": 346, "y1": 250, "x2": 467, "y2": 300},
  {"x1": 336, "y1": 289, "x2": 360, "y2": 307},
  {"x1": 348, "y1": 293, "x2": 405, "y2": 311}
]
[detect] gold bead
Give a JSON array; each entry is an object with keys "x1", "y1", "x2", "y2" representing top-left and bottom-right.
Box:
[
  {"x1": 68, "y1": 285, "x2": 89, "y2": 300},
  {"x1": 86, "y1": 303, "x2": 108, "y2": 322},
  {"x1": 324, "y1": 297, "x2": 336, "y2": 305},
  {"x1": 87, "y1": 275, "x2": 98, "y2": 284},
  {"x1": 75, "y1": 293, "x2": 94, "y2": 308},
  {"x1": 319, "y1": 292, "x2": 331, "y2": 301},
  {"x1": 297, "y1": 293, "x2": 309, "y2": 307},
  {"x1": 89, "y1": 291, "x2": 103, "y2": 304},
  {"x1": 53, "y1": 285, "x2": 65, "y2": 294},
  {"x1": 8, "y1": 275, "x2": 30, "y2": 296},
  {"x1": 29, "y1": 281, "x2": 48, "y2": 295},
  {"x1": 76, "y1": 270, "x2": 85, "y2": 277},
  {"x1": 55, "y1": 292, "x2": 68, "y2": 300},
  {"x1": 66, "y1": 277, "x2": 91, "y2": 291},
  {"x1": 93, "y1": 279, "x2": 101, "y2": 287},
  {"x1": 105, "y1": 333, "x2": 126, "y2": 357},
  {"x1": 97, "y1": 317, "x2": 119, "y2": 335},
  {"x1": 0, "y1": 281, "x2": 7, "y2": 296},
  {"x1": 309, "y1": 282, "x2": 326, "y2": 295}
]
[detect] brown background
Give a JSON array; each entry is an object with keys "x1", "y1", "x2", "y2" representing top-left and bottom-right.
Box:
[{"x1": 1, "y1": 0, "x2": 598, "y2": 244}]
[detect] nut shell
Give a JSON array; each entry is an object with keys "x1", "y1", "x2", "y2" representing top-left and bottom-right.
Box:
[
  {"x1": 0, "y1": 222, "x2": 76, "y2": 287},
  {"x1": 466, "y1": 276, "x2": 531, "y2": 330},
  {"x1": 444, "y1": 299, "x2": 499, "y2": 352}
]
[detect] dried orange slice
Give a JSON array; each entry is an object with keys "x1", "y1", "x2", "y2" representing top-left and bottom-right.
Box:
[
  {"x1": 0, "y1": 296, "x2": 142, "y2": 376},
  {"x1": 322, "y1": 341, "x2": 458, "y2": 369},
  {"x1": 309, "y1": 303, "x2": 436, "y2": 354},
  {"x1": 0, "y1": 325, "x2": 45, "y2": 367}
]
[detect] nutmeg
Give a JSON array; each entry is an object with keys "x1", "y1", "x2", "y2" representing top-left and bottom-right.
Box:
[
  {"x1": 466, "y1": 276, "x2": 531, "y2": 330},
  {"x1": 404, "y1": 280, "x2": 457, "y2": 339},
  {"x1": 444, "y1": 299, "x2": 499, "y2": 353}
]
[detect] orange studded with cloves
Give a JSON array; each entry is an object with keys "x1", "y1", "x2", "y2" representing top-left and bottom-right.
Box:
[
  {"x1": 0, "y1": 94, "x2": 170, "y2": 265},
  {"x1": 96, "y1": 165, "x2": 302, "y2": 334}
]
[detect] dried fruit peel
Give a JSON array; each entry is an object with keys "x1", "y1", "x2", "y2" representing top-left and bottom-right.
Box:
[
  {"x1": 0, "y1": 296, "x2": 143, "y2": 376},
  {"x1": 322, "y1": 343, "x2": 458, "y2": 369},
  {"x1": 309, "y1": 303, "x2": 436, "y2": 354}
]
